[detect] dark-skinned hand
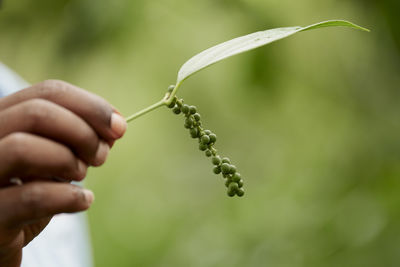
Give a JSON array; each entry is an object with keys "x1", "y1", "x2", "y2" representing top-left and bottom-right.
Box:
[{"x1": 0, "y1": 80, "x2": 127, "y2": 266}]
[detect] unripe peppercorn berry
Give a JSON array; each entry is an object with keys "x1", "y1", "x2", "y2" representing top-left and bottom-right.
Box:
[
  {"x1": 227, "y1": 188, "x2": 236, "y2": 197},
  {"x1": 189, "y1": 106, "x2": 197, "y2": 114},
  {"x1": 213, "y1": 166, "x2": 221, "y2": 174},
  {"x1": 176, "y1": 99, "x2": 183, "y2": 108},
  {"x1": 212, "y1": 156, "x2": 221, "y2": 165},
  {"x1": 167, "y1": 97, "x2": 177, "y2": 108},
  {"x1": 185, "y1": 117, "x2": 194, "y2": 126},
  {"x1": 193, "y1": 113, "x2": 201, "y2": 121},
  {"x1": 232, "y1": 173, "x2": 241, "y2": 182},
  {"x1": 228, "y1": 182, "x2": 239, "y2": 192},
  {"x1": 201, "y1": 135, "x2": 210, "y2": 144},
  {"x1": 237, "y1": 188, "x2": 245, "y2": 197},
  {"x1": 172, "y1": 106, "x2": 181, "y2": 114},
  {"x1": 222, "y1": 157, "x2": 231, "y2": 164},
  {"x1": 190, "y1": 128, "x2": 198, "y2": 138},
  {"x1": 238, "y1": 179, "x2": 244, "y2": 188},
  {"x1": 229, "y1": 165, "x2": 237, "y2": 174},
  {"x1": 182, "y1": 104, "x2": 190, "y2": 114},
  {"x1": 221, "y1": 163, "x2": 230, "y2": 174},
  {"x1": 205, "y1": 150, "x2": 212, "y2": 157},
  {"x1": 199, "y1": 143, "x2": 208, "y2": 151},
  {"x1": 204, "y1": 130, "x2": 212, "y2": 135},
  {"x1": 209, "y1": 134, "x2": 217, "y2": 143}
]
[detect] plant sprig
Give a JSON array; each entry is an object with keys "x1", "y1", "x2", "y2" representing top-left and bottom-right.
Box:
[
  {"x1": 124, "y1": 20, "x2": 369, "y2": 196},
  {"x1": 126, "y1": 20, "x2": 369, "y2": 123}
]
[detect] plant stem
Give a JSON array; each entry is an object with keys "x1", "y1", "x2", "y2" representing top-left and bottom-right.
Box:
[
  {"x1": 125, "y1": 82, "x2": 183, "y2": 123},
  {"x1": 125, "y1": 98, "x2": 167, "y2": 123},
  {"x1": 165, "y1": 82, "x2": 182, "y2": 105}
]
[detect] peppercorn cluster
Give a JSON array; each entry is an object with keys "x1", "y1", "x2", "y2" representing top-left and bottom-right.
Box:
[{"x1": 167, "y1": 93, "x2": 245, "y2": 197}]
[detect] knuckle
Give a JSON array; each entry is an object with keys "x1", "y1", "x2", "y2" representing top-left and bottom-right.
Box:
[
  {"x1": 3, "y1": 133, "x2": 30, "y2": 164},
  {"x1": 37, "y1": 79, "x2": 73, "y2": 98},
  {"x1": 21, "y1": 184, "x2": 45, "y2": 212},
  {"x1": 22, "y1": 99, "x2": 53, "y2": 128}
]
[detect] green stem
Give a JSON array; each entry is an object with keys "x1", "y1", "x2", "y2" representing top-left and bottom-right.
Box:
[
  {"x1": 165, "y1": 81, "x2": 182, "y2": 105},
  {"x1": 125, "y1": 98, "x2": 167, "y2": 123},
  {"x1": 125, "y1": 82, "x2": 183, "y2": 123}
]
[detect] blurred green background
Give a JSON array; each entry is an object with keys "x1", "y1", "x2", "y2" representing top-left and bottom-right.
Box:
[{"x1": 1, "y1": 0, "x2": 400, "y2": 266}]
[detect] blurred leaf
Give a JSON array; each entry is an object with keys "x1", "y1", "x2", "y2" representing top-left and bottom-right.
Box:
[{"x1": 176, "y1": 20, "x2": 369, "y2": 84}]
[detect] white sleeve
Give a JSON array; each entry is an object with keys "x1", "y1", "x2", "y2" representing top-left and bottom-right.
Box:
[
  {"x1": 21, "y1": 213, "x2": 94, "y2": 267},
  {"x1": 0, "y1": 62, "x2": 29, "y2": 96}
]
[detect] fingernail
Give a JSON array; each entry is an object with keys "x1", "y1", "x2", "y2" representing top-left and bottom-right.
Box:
[
  {"x1": 77, "y1": 160, "x2": 87, "y2": 180},
  {"x1": 111, "y1": 113, "x2": 127, "y2": 139},
  {"x1": 83, "y1": 189, "x2": 94, "y2": 205},
  {"x1": 93, "y1": 141, "x2": 110, "y2": 166}
]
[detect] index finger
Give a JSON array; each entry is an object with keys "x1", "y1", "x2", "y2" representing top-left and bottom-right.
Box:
[{"x1": 0, "y1": 80, "x2": 126, "y2": 141}]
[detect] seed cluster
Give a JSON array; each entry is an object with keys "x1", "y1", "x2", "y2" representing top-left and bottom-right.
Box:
[{"x1": 167, "y1": 93, "x2": 245, "y2": 197}]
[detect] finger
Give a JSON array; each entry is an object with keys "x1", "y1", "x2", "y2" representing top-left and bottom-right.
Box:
[
  {"x1": 0, "y1": 98, "x2": 109, "y2": 166},
  {"x1": 0, "y1": 133, "x2": 87, "y2": 185},
  {"x1": 0, "y1": 80, "x2": 127, "y2": 141},
  {"x1": 9, "y1": 175, "x2": 71, "y2": 185},
  {"x1": 24, "y1": 216, "x2": 52, "y2": 246},
  {"x1": 0, "y1": 182, "x2": 93, "y2": 228}
]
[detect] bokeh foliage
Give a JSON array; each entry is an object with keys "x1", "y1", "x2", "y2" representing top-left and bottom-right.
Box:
[{"x1": 1, "y1": 0, "x2": 400, "y2": 266}]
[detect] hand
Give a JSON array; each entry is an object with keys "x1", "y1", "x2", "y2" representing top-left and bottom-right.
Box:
[{"x1": 0, "y1": 80, "x2": 127, "y2": 266}]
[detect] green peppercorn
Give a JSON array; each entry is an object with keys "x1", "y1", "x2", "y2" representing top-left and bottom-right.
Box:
[
  {"x1": 172, "y1": 106, "x2": 181, "y2": 114},
  {"x1": 228, "y1": 182, "x2": 239, "y2": 192},
  {"x1": 181, "y1": 104, "x2": 190, "y2": 114},
  {"x1": 199, "y1": 143, "x2": 208, "y2": 151},
  {"x1": 168, "y1": 96, "x2": 245, "y2": 198},
  {"x1": 190, "y1": 128, "x2": 198, "y2": 138},
  {"x1": 212, "y1": 155, "x2": 221, "y2": 165},
  {"x1": 232, "y1": 173, "x2": 241, "y2": 182},
  {"x1": 167, "y1": 97, "x2": 177, "y2": 108},
  {"x1": 213, "y1": 166, "x2": 221, "y2": 174},
  {"x1": 193, "y1": 113, "x2": 201, "y2": 121},
  {"x1": 189, "y1": 105, "x2": 197, "y2": 114},
  {"x1": 185, "y1": 117, "x2": 194, "y2": 126},
  {"x1": 201, "y1": 135, "x2": 210, "y2": 144},
  {"x1": 221, "y1": 163, "x2": 230, "y2": 174},
  {"x1": 222, "y1": 157, "x2": 231, "y2": 164},
  {"x1": 237, "y1": 188, "x2": 245, "y2": 197},
  {"x1": 227, "y1": 187, "x2": 236, "y2": 197},
  {"x1": 209, "y1": 134, "x2": 217, "y2": 143},
  {"x1": 229, "y1": 165, "x2": 237, "y2": 174}
]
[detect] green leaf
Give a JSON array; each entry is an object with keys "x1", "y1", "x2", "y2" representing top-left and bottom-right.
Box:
[{"x1": 176, "y1": 20, "x2": 369, "y2": 85}]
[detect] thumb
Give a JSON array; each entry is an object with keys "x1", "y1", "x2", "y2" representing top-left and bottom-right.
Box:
[{"x1": 0, "y1": 182, "x2": 94, "y2": 228}]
